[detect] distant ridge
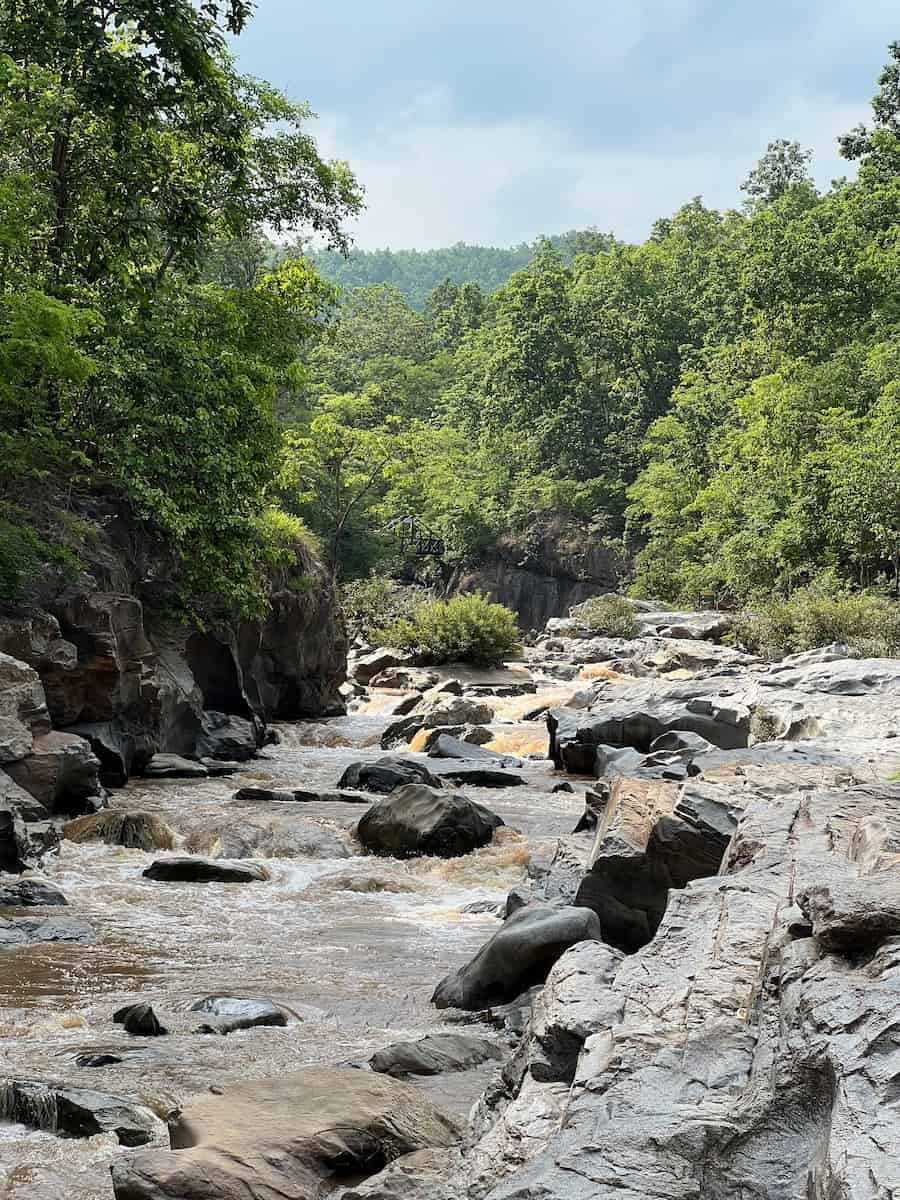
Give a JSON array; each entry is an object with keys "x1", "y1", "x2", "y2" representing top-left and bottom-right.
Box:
[{"x1": 306, "y1": 228, "x2": 616, "y2": 308}]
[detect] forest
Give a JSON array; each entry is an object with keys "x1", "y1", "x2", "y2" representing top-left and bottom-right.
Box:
[{"x1": 1, "y1": 0, "x2": 898, "y2": 623}]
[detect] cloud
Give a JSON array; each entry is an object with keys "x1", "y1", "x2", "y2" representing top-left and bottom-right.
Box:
[{"x1": 314, "y1": 88, "x2": 865, "y2": 250}]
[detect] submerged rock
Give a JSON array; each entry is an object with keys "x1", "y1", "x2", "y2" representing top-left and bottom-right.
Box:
[
  {"x1": 357, "y1": 784, "x2": 503, "y2": 859},
  {"x1": 142, "y1": 857, "x2": 268, "y2": 883},
  {"x1": 370, "y1": 1033, "x2": 506, "y2": 1078},
  {"x1": 0, "y1": 877, "x2": 67, "y2": 907},
  {"x1": 64, "y1": 809, "x2": 178, "y2": 852},
  {"x1": 110, "y1": 1066, "x2": 462, "y2": 1200},
  {"x1": 432, "y1": 905, "x2": 603, "y2": 1011},
  {"x1": 0, "y1": 913, "x2": 94, "y2": 947}
]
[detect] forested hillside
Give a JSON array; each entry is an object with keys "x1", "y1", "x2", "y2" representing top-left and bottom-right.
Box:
[
  {"x1": 304, "y1": 229, "x2": 616, "y2": 310},
  {"x1": 262, "y1": 93, "x2": 900, "y2": 606},
  {"x1": 3, "y1": 1, "x2": 898, "y2": 623}
]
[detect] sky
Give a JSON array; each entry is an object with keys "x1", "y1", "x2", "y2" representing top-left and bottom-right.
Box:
[{"x1": 232, "y1": 0, "x2": 898, "y2": 250}]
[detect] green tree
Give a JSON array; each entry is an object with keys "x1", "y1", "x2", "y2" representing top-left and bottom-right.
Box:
[{"x1": 741, "y1": 139, "x2": 815, "y2": 210}]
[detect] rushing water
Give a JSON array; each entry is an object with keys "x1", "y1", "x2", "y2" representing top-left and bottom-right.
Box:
[{"x1": 0, "y1": 715, "x2": 578, "y2": 1199}]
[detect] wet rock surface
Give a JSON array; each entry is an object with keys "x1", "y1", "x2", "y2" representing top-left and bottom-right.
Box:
[
  {"x1": 0, "y1": 1079, "x2": 161, "y2": 1146},
  {"x1": 358, "y1": 784, "x2": 504, "y2": 859},
  {"x1": 110, "y1": 1067, "x2": 463, "y2": 1200}
]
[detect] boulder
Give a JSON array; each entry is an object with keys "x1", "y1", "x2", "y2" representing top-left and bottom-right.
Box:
[
  {"x1": 114, "y1": 1003, "x2": 168, "y2": 1037},
  {"x1": 353, "y1": 648, "x2": 407, "y2": 685},
  {"x1": 0, "y1": 768, "x2": 53, "y2": 872},
  {"x1": 797, "y1": 877, "x2": 900, "y2": 953},
  {"x1": 67, "y1": 719, "x2": 154, "y2": 787},
  {"x1": 195, "y1": 710, "x2": 259, "y2": 762},
  {"x1": 369, "y1": 667, "x2": 439, "y2": 691},
  {"x1": 0, "y1": 1078, "x2": 159, "y2": 1146},
  {"x1": 381, "y1": 715, "x2": 427, "y2": 749},
  {"x1": 142, "y1": 857, "x2": 268, "y2": 883},
  {"x1": 419, "y1": 697, "x2": 494, "y2": 729},
  {"x1": 339, "y1": 756, "x2": 445, "y2": 795},
  {"x1": 432, "y1": 904, "x2": 603, "y2": 1011},
  {"x1": 425, "y1": 734, "x2": 522, "y2": 768},
  {"x1": 64, "y1": 810, "x2": 178, "y2": 852},
  {"x1": 143, "y1": 753, "x2": 208, "y2": 779},
  {"x1": 0, "y1": 914, "x2": 94, "y2": 947},
  {"x1": 191, "y1": 995, "x2": 288, "y2": 1034},
  {"x1": 0, "y1": 878, "x2": 67, "y2": 907},
  {"x1": 4, "y1": 730, "x2": 101, "y2": 816},
  {"x1": 110, "y1": 1067, "x2": 462, "y2": 1200},
  {"x1": 370, "y1": 1033, "x2": 507, "y2": 1078},
  {"x1": 0, "y1": 651, "x2": 51, "y2": 764},
  {"x1": 358, "y1": 785, "x2": 503, "y2": 859}
]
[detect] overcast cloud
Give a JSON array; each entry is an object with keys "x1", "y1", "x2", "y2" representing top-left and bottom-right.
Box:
[{"x1": 233, "y1": 0, "x2": 898, "y2": 248}]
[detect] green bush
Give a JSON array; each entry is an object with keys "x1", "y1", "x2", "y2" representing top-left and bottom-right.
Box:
[
  {"x1": 733, "y1": 585, "x2": 900, "y2": 659},
  {"x1": 574, "y1": 595, "x2": 639, "y2": 638},
  {"x1": 341, "y1": 574, "x2": 420, "y2": 640},
  {"x1": 382, "y1": 593, "x2": 521, "y2": 666}
]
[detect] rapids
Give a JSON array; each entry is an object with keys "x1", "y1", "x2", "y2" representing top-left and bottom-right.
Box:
[{"x1": 0, "y1": 714, "x2": 577, "y2": 1199}]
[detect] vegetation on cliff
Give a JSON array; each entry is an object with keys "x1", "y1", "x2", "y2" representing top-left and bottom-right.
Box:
[{"x1": 0, "y1": 0, "x2": 360, "y2": 616}]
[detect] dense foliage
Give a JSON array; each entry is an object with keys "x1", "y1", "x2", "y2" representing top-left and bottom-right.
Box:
[
  {"x1": 279, "y1": 56, "x2": 899, "y2": 610},
  {"x1": 731, "y1": 584, "x2": 900, "y2": 659},
  {"x1": 306, "y1": 229, "x2": 616, "y2": 310},
  {"x1": 0, "y1": 0, "x2": 360, "y2": 614},
  {"x1": 382, "y1": 594, "x2": 521, "y2": 667}
]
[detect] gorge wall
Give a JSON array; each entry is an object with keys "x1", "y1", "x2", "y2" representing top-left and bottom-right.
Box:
[
  {"x1": 0, "y1": 512, "x2": 346, "y2": 841},
  {"x1": 445, "y1": 521, "x2": 626, "y2": 631}
]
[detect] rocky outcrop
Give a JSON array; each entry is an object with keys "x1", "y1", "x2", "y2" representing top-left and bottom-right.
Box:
[
  {"x1": 574, "y1": 776, "x2": 739, "y2": 951},
  {"x1": 446, "y1": 521, "x2": 625, "y2": 631},
  {"x1": 0, "y1": 529, "x2": 346, "y2": 793},
  {"x1": 358, "y1": 784, "x2": 504, "y2": 859},
  {"x1": 110, "y1": 1067, "x2": 462, "y2": 1200}
]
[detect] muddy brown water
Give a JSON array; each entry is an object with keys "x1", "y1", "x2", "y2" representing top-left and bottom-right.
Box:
[{"x1": 0, "y1": 715, "x2": 580, "y2": 1199}]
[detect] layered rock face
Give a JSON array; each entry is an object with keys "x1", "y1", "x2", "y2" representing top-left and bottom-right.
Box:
[{"x1": 0, "y1": 538, "x2": 345, "y2": 842}]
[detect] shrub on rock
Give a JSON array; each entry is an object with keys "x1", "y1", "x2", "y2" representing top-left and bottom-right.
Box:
[
  {"x1": 573, "y1": 595, "x2": 639, "y2": 638},
  {"x1": 381, "y1": 594, "x2": 520, "y2": 667}
]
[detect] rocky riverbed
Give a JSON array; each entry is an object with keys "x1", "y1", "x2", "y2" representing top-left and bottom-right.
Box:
[{"x1": 3, "y1": 598, "x2": 900, "y2": 1199}]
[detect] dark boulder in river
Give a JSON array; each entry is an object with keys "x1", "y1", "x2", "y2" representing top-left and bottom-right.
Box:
[
  {"x1": 110, "y1": 1066, "x2": 462, "y2": 1200},
  {"x1": 432, "y1": 903, "x2": 602, "y2": 1011},
  {"x1": 369, "y1": 1032, "x2": 506, "y2": 1078},
  {"x1": 339, "y1": 755, "x2": 445, "y2": 794},
  {"x1": 113, "y1": 1002, "x2": 168, "y2": 1037},
  {"x1": 357, "y1": 784, "x2": 504, "y2": 859},
  {"x1": 142, "y1": 857, "x2": 268, "y2": 883}
]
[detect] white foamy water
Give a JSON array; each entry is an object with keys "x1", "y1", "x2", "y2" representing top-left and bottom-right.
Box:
[{"x1": 0, "y1": 715, "x2": 578, "y2": 1198}]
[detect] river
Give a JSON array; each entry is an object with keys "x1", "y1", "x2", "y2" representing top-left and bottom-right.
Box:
[{"x1": 0, "y1": 713, "x2": 576, "y2": 1199}]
